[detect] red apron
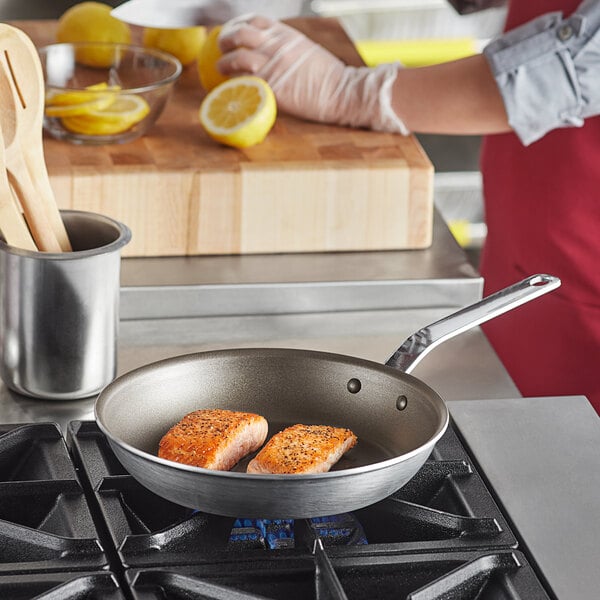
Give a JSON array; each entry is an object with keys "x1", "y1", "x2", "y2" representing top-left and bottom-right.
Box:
[{"x1": 480, "y1": 0, "x2": 600, "y2": 414}]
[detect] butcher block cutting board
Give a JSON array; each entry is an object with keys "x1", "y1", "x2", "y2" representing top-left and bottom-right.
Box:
[{"x1": 17, "y1": 19, "x2": 433, "y2": 257}]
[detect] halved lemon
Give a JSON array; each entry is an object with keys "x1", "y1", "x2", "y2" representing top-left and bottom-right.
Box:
[
  {"x1": 60, "y1": 94, "x2": 150, "y2": 136},
  {"x1": 45, "y1": 83, "x2": 120, "y2": 117},
  {"x1": 199, "y1": 76, "x2": 276, "y2": 148}
]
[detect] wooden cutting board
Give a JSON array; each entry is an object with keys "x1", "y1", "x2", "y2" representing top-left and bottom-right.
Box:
[{"x1": 16, "y1": 19, "x2": 433, "y2": 257}]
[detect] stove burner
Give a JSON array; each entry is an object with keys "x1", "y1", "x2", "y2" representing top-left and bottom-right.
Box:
[
  {"x1": 230, "y1": 518, "x2": 295, "y2": 550},
  {"x1": 228, "y1": 514, "x2": 368, "y2": 550},
  {"x1": 309, "y1": 513, "x2": 369, "y2": 546}
]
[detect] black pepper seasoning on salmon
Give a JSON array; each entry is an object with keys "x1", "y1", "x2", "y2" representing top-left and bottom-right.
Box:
[
  {"x1": 158, "y1": 409, "x2": 268, "y2": 470},
  {"x1": 247, "y1": 424, "x2": 357, "y2": 474}
]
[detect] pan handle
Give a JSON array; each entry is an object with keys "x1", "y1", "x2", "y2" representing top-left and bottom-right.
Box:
[{"x1": 385, "y1": 274, "x2": 561, "y2": 374}]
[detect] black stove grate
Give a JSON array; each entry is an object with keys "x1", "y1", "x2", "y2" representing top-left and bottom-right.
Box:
[
  {"x1": 0, "y1": 571, "x2": 123, "y2": 599},
  {"x1": 0, "y1": 421, "x2": 553, "y2": 599},
  {"x1": 123, "y1": 549, "x2": 550, "y2": 600},
  {"x1": 0, "y1": 424, "x2": 107, "y2": 576}
]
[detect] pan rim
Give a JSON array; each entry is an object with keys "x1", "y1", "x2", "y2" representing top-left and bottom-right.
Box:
[{"x1": 95, "y1": 347, "x2": 450, "y2": 480}]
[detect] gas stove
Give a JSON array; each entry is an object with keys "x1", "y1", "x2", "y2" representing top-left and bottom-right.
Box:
[{"x1": 0, "y1": 420, "x2": 554, "y2": 599}]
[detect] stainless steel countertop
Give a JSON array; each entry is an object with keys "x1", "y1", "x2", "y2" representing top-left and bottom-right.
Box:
[
  {"x1": 119, "y1": 211, "x2": 483, "y2": 320},
  {"x1": 450, "y1": 396, "x2": 600, "y2": 600}
]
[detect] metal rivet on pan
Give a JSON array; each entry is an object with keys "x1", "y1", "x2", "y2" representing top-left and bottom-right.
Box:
[
  {"x1": 347, "y1": 378, "x2": 361, "y2": 393},
  {"x1": 396, "y1": 395, "x2": 408, "y2": 411}
]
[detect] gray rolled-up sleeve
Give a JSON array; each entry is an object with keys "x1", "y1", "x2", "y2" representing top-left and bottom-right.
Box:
[{"x1": 483, "y1": 0, "x2": 600, "y2": 145}]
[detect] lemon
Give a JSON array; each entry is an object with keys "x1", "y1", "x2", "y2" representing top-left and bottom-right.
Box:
[
  {"x1": 199, "y1": 76, "x2": 276, "y2": 148},
  {"x1": 143, "y1": 26, "x2": 206, "y2": 66},
  {"x1": 45, "y1": 82, "x2": 120, "y2": 117},
  {"x1": 56, "y1": 1, "x2": 131, "y2": 44},
  {"x1": 197, "y1": 26, "x2": 228, "y2": 91},
  {"x1": 56, "y1": 1, "x2": 131, "y2": 67},
  {"x1": 61, "y1": 94, "x2": 150, "y2": 136}
]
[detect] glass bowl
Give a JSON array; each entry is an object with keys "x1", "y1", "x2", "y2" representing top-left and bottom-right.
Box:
[{"x1": 38, "y1": 42, "x2": 182, "y2": 145}]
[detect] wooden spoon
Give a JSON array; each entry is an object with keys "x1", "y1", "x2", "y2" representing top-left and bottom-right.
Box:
[
  {"x1": 0, "y1": 124, "x2": 37, "y2": 250},
  {"x1": 0, "y1": 24, "x2": 71, "y2": 252}
]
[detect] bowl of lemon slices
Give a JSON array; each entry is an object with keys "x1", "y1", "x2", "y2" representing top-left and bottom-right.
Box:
[{"x1": 39, "y1": 42, "x2": 182, "y2": 145}]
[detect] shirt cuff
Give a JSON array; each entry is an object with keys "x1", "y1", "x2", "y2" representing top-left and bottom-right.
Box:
[{"x1": 484, "y1": 5, "x2": 600, "y2": 145}]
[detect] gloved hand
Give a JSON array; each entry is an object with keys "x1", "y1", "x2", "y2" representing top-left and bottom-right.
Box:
[{"x1": 217, "y1": 15, "x2": 409, "y2": 134}]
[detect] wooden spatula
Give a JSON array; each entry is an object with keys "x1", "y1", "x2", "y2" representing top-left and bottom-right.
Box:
[{"x1": 0, "y1": 24, "x2": 71, "y2": 252}]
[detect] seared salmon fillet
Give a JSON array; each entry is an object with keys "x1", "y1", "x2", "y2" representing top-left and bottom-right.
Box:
[
  {"x1": 246, "y1": 424, "x2": 357, "y2": 474},
  {"x1": 158, "y1": 409, "x2": 268, "y2": 470}
]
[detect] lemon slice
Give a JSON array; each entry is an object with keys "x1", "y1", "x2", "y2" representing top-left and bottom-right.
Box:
[
  {"x1": 47, "y1": 82, "x2": 115, "y2": 104},
  {"x1": 46, "y1": 96, "x2": 114, "y2": 118},
  {"x1": 199, "y1": 76, "x2": 277, "y2": 148},
  {"x1": 46, "y1": 83, "x2": 120, "y2": 117},
  {"x1": 61, "y1": 94, "x2": 151, "y2": 136}
]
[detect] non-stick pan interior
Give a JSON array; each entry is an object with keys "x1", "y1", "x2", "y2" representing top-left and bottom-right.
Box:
[{"x1": 96, "y1": 348, "x2": 448, "y2": 472}]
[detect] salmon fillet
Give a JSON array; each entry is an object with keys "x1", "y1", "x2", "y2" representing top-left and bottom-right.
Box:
[
  {"x1": 158, "y1": 409, "x2": 268, "y2": 470},
  {"x1": 246, "y1": 424, "x2": 357, "y2": 474}
]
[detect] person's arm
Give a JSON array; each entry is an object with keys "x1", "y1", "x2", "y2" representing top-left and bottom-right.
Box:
[
  {"x1": 217, "y1": 16, "x2": 507, "y2": 136},
  {"x1": 388, "y1": 54, "x2": 510, "y2": 135},
  {"x1": 217, "y1": 0, "x2": 600, "y2": 145}
]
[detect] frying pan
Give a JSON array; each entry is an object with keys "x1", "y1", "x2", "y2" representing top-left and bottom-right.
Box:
[{"x1": 95, "y1": 274, "x2": 560, "y2": 518}]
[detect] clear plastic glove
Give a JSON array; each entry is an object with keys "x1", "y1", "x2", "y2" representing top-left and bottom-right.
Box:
[{"x1": 217, "y1": 15, "x2": 409, "y2": 134}]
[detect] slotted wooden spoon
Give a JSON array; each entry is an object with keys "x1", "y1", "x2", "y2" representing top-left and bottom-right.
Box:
[
  {"x1": 0, "y1": 123, "x2": 37, "y2": 250},
  {"x1": 0, "y1": 24, "x2": 71, "y2": 252}
]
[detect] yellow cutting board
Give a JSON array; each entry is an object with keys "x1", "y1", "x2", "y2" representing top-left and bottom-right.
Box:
[
  {"x1": 18, "y1": 18, "x2": 433, "y2": 257},
  {"x1": 356, "y1": 38, "x2": 478, "y2": 67}
]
